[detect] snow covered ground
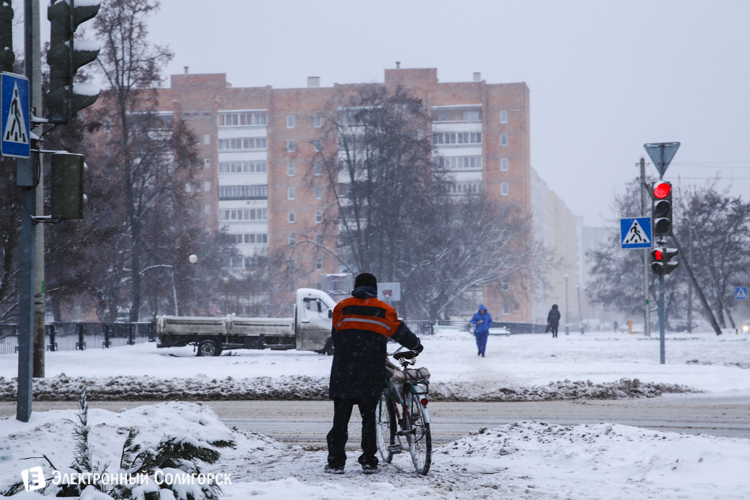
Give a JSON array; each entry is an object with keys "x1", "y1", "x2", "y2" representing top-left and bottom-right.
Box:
[
  {"x1": 1, "y1": 401, "x2": 748, "y2": 500},
  {"x1": 1, "y1": 329, "x2": 749, "y2": 401}
]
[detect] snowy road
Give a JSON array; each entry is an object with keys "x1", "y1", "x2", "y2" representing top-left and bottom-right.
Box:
[{"x1": 2, "y1": 393, "x2": 748, "y2": 447}]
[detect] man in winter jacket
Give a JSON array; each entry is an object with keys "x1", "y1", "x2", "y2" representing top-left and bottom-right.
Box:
[
  {"x1": 470, "y1": 304, "x2": 493, "y2": 357},
  {"x1": 325, "y1": 272, "x2": 423, "y2": 475},
  {"x1": 547, "y1": 304, "x2": 561, "y2": 338}
]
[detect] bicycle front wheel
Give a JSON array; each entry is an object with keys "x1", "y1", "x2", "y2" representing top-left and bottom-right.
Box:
[
  {"x1": 406, "y1": 392, "x2": 431, "y2": 475},
  {"x1": 375, "y1": 389, "x2": 396, "y2": 463}
]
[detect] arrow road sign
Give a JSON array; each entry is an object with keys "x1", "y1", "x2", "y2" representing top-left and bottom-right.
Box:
[
  {"x1": 1, "y1": 72, "x2": 30, "y2": 159},
  {"x1": 644, "y1": 142, "x2": 680, "y2": 178},
  {"x1": 735, "y1": 287, "x2": 748, "y2": 300},
  {"x1": 620, "y1": 217, "x2": 652, "y2": 249}
]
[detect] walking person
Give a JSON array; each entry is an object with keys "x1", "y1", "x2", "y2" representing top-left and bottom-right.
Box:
[
  {"x1": 325, "y1": 273, "x2": 423, "y2": 475},
  {"x1": 547, "y1": 304, "x2": 561, "y2": 338},
  {"x1": 470, "y1": 304, "x2": 493, "y2": 357}
]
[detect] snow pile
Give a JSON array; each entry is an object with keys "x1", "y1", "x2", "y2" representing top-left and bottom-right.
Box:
[
  {"x1": 437, "y1": 421, "x2": 750, "y2": 499},
  {"x1": 0, "y1": 374, "x2": 695, "y2": 402}
]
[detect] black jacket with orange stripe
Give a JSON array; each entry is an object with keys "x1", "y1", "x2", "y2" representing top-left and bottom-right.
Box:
[{"x1": 329, "y1": 286, "x2": 421, "y2": 401}]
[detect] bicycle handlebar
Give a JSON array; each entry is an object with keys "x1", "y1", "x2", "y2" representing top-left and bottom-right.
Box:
[{"x1": 393, "y1": 350, "x2": 418, "y2": 360}]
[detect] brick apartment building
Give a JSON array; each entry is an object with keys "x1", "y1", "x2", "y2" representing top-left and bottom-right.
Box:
[{"x1": 154, "y1": 66, "x2": 572, "y2": 323}]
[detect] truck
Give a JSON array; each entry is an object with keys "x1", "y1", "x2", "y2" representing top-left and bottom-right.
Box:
[{"x1": 156, "y1": 288, "x2": 336, "y2": 356}]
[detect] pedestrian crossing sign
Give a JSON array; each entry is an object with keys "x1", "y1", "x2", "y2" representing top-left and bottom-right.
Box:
[
  {"x1": 735, "y1": 287, "x2": 748, "y2": 300},
  {"x1": 1, "y1": 72, "x2": 31, "y2": 159},
  {"x1": 620, "y1": 217, "x2": 652, "y2": 249}
]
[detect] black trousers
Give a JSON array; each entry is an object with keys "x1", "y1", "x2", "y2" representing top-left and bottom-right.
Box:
[
  {"x1": 326, "y1": 398, "x2": 379, "y2": 468},
  {"x1": 550, "y1": 326, "x2": 558, "y2": 338}
]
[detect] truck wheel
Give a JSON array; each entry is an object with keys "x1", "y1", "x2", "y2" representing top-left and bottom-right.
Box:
[
  {"x1": 322, "y1": 338, "x2": 334, "y2": 356},
  {"x1": 197, "y1": 340, "x2": 222, "y2": 357}
]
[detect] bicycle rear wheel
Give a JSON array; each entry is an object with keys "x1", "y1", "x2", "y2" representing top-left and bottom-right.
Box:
[
  {"x1": 375, "y1": 389, "x2": 396, "y2": 463},
  {"x1": 406, "y1": 392, "x2": 431, "y2": 475}
]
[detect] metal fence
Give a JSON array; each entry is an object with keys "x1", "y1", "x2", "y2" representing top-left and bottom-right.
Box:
[
  {"x1": 0, "y1": 322, "x2": 156, "y2": 355},
  {"x1": 407, "y1": 320, "x2": 547, "y2": 335}
]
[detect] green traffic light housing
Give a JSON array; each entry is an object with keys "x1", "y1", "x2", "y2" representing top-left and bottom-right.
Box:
[
  {"x1": 651, "y1": 181, "x2": 673, "y2": 237},
  {"x1": 47, "y1": 0, "x2": 101, "y2": 124},
  {"x1": 0, "y1": 1, "x2": 14, "y2": 73},
  {"x1": 651, "y1": 246, "x2": 679, "y2": 276},
  {"x1": 51, "y1": 152, "x2": 86, "y2": 219}
]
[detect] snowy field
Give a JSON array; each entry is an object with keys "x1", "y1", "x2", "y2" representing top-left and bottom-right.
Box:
[
  {"x1": 1, "y1": 401, "x2": 748, "y2": 500},
  {"x1": 1, "y1": 329, "x2": 749, "y2": 401}
]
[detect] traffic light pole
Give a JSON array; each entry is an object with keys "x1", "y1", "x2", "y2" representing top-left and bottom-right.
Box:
[
  {"x1": 639, "y1": 157, "x2": 651, "y2": 337},
  {"x1": 17, "y1": 0, "x2": 40, "y2": 422},
  {"x1": 659, "y1": 274, "x2": 665, "y2": 364}
]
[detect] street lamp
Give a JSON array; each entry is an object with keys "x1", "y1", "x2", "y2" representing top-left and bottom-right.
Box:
[
  {"x1": 577, "y1": 284, "x2": 584, "y2": 334},
  {"x1": 139, "y1": 264, "x2": 178, "y2": 316},
  {"x1": 189, "y1": 254, "x2": 198, "y2": 314},
  {"x1": 564, "y1": 274, "x2": 569, "y2": 336}
]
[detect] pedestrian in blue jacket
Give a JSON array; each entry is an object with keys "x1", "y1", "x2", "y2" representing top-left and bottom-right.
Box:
[{"x1": 470, "y1": 304, "x2": 493, "y2": 357}]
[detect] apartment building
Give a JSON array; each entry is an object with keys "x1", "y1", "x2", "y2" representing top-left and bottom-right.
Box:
[{"x1": 156, "y1": 67, "x2": 560, "y2": 322}]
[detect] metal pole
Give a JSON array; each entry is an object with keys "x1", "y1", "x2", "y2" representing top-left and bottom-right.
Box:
[
  {"x1": 31, "y1": 0, "x2": 44, "y2": 379},
  {"x1": 640, "y1": 157, "x2": 651, "y2": 337},
  {"x1": 577, "y1": 285, "x2": 584, "y2": 334},
  {"x1": 193, "y1": 265, "x2": 198, "y2": 313},
  {"x1": 659, "y1": 274, "x2": 665, "y2": 364},
  {"x1": 687, "y1": 225, "x2": 693, "y2": 333},
  {"x1": 171, "y1": 269, "x2": 179, "y2": 316},
  {"x1": 16, "y1": 0, "x2": 38, "y2": 423},
  {"x1": 564, "y1": 275, "x2": 569, "y2": 335}
]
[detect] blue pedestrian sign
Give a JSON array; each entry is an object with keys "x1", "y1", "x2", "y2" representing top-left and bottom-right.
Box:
[
  {"x1": 735, "y1": 287, "x2": 748, "y2": 300},
  {"x1": 620, "y1": 217, "x2": 652, "y2": 249},
  {"x1": 1, "y1": 72, "x2": 31, "y2": 159}
]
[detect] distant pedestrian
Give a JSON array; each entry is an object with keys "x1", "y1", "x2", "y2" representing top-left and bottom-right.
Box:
[
  {"x1": 547, "y1": 304, "x2": 561, "y2": 338},
  {"x1": 470, "y1": 304, "x2": 493, "y2": 357}
]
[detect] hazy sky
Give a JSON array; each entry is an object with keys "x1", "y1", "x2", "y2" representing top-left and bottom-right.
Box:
[{"x1": 36, "y1": 0, "x2": 750, "y2": 226}]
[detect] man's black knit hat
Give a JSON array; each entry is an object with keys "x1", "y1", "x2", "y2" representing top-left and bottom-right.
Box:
[{"x1": 354, "y1": 272, "x2": 377, "y2": 290}]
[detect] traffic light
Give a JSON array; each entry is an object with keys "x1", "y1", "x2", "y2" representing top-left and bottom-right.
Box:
[
  {"x1": 47, "y1": 0, "x2": 101, "y2": 124},
  {"x1": 51, "y1": 153, "x2": 86, "y2": 219},
  {"x1": 0, "y1": 1, "x2": 13, "y2": 73},
  {"x1": 651, "y1": 181, "x2": 673, "y2": 237},
  {"x1": 651, "y1": 247, "x2": 678, "y2": 276}
]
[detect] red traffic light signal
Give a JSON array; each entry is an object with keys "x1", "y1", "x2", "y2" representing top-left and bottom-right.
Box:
[
  {"x1": 651, "y1": 247, "x2": 679, "y2": 275},
  {"x1": 653, "y1": 182, "x2": 671, "y2": 199}
]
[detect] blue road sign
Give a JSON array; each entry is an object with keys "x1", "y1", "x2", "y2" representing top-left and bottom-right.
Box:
[
  {"x1": 735, "y1": 287, "x2": 748, "y2": 300},
  {"x1": 1, "y1": 72, "x2": 31, "y2": 159},
  {"x1": 620, "y1": 217, "x2": 652, "y2": 249}
]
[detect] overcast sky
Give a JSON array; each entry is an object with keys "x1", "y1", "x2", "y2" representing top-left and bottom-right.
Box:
[{"x1": 33, "y1": 0, "x2": 750, "y2": 226}]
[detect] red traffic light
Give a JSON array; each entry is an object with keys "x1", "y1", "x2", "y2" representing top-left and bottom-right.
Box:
[
  {"x1": 653, "y1": 249, "x2": 663, "y2": 260},
  {"x1": 653, "y1": 182, "x2": 671, "y2": 199}
]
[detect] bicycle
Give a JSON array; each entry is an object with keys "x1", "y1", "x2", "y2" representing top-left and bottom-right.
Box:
[{"x1": 375, "y1": 348, "x2": 432, "y2": 475}]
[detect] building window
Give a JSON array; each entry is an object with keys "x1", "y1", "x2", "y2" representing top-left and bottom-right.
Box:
[
  {"x1": 203, "y1": 135, "x2": 210, "y2": 144},
  {"x1": 500, "y1": 134, "x2": 508, "y2": 147},
  {"x1": 501, "y1": 182, "x2": 509, "y2": 196},
  {"x1": 287, "y1": 140, "x2": 295, "y2": 152},
  {"x1": 288, "y1": 187, "x2": 295, "y2": 200},
  {"x1": 314, "y1": 162, "x2": 323, "y2": 176},
  {"x1": 204, "y1": 204, "x2": 211, "y2": 214},
  {"x1": 503, "y1": 303, "x2": 510, "y2": 315},
  {"x1": 501, "y1": 280, "x2": 509, "y2": 292},
  {"x1": 217, "y1": 111, "x2": 267, "y2": 127},
  {"x1": 314, "y1": 140, "x2": 322, "y2": 152},
  {"x1": 315, "y1": 186, "x2": 323, "y2": 200},
  {"x1": 289, "y1": 259, "x2": 296, "y2": 271},
  {"x1": 104, "y1": 120, "x2": 111, "y2": 133},
  {"x1": 203, "y1": 181, "x2": 211, "y2": 192},
  {"x1": 218, "y1": 185, "x2": 268, "y2": 200},
  {"x1": 288, "y1": 233, "x2": 295, "y2": 246},
  {"x1": 218, "y1": 137, "x2": 267, "y2": 150},
  {"x1": 219, "y1": 208, "x2": 268, "y2": 221},
  {"x1": 286, "y1": 116, "x2": 294, "y2": 128},
  {"x1": 288, "y1": 211, "x2": 295, "y2": 223},
  {"x1": 315, "y1": 258, "x2": 322, "y2": 270},
  {"x1": 314, "y1": 115, "x2": 322, "y2": 128},
  {"x1": 287, "y1": 163, "x2": 295, "y2": 176},
  {"x1": 439, "y1": 113, "x2": 446, "y2": 121},
  {"x1": 315, "y1": 210, "x2": 322, "y2": 223},
  {"x1": 500, "y1": 110, "x2": 508, "y2": 123},
  {"x1": 218, "y1": 161, "x2": 268, "y2": 174},
  {"x1": 316, "y1": 234, "x2": 323, "y2": 244},
  {"x1": 501, "y1": 158, "x2": 509, "y2": 171},
  {"x1": 432, "y1": 132, "x2": 482, "y2": 146},
  {"x1": 434, "y1": 156, "x2": 482, "y2": 170},
  {"x1": 463, "y1": 111, "x2": 480, "y2": 121}
]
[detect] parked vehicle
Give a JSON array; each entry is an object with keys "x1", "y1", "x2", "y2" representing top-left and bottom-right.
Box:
[{"x1": 156, "y1": 288, "x2": 336, "y2": 356}]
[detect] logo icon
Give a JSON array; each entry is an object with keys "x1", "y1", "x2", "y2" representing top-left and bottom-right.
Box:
[{"x1": 21, "y1": 466, "x2": 46, "y2": 492}]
